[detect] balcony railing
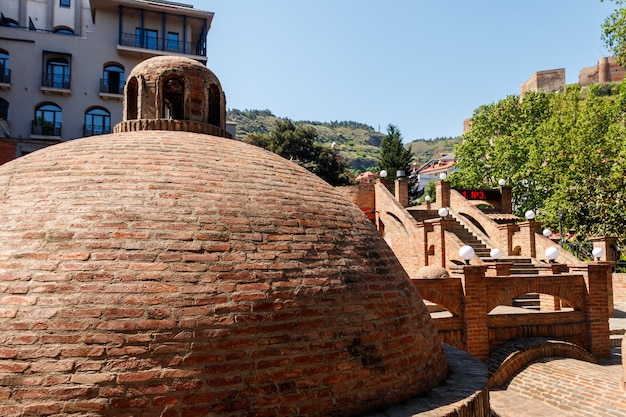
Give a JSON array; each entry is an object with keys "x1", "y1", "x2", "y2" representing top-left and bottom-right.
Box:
[
  {"x1": 100, "y1": 79, "x2": 124, "y2": 95},
  {"x1": 32, "y1": 121, "x2": 62, "y2": 136},
  {"x1": 42, "y1": 73, "x2": 70, "y2": 90},
  {"x1": 0, "y1": 68, "x2": 9, "y2": 84},
  {"x1": 119, "y1": 32, "x2": 205, "y2": 56},
  {"x1": 84, "y1": 124, "x2": 111, "y2": 137}
]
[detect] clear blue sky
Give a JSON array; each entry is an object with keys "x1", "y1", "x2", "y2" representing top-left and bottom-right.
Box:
[{"x1": 196, "y1": 1, "x2": 615, "y2": 142}]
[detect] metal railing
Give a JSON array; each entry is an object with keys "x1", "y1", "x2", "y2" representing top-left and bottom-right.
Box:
[
  {"x1": 100, "y1": 79, "x2": 124, "y2": 95},
  {"x1": 32, "y1": 121, "x2": 61, "y2": 136},
  {"x1": 0, "y1": 68, "x2": 9, "y2": 84},
  {"x1": 83, "y1": 124, "x2": 111, "y2": 137},
  {"x1": 559, "y1": 241, "x2": 594, "y2": 262},
  {"x1": 42, "y1": 73, "x2": 70, "y2": 90},
  {"x1": 119, "y1": 32, "x2": 205, "y2": 56}
]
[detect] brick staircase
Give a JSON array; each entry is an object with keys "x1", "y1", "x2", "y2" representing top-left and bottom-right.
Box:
[
  {"x1": 450, "y1": 221, "x2": 491, "y2": 260},
  {"x1": 449, "y1": 216, "x2": 542, "y2": 309}
]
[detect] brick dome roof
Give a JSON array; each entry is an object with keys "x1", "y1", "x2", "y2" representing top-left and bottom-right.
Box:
[{"x1": 0, "y1": 132, "x2": 447, "y2": 416}]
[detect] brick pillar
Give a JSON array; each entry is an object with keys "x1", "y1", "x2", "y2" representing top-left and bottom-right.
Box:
[
  {"x1": 585, "y1": 262, "x2": 612, "y2": 358},
  {"x1": 434, "y1": 180, "x2": 450, "y2": 210},
  {"x1": 590, "y1": 236, "x2": 617, "y2": 262},
  {"x1": 395, "y1": 178, "x2": 409, "y2": 208},
  {"x1": 517, "y1": 221, "x2": 539, "y2": 258},
  {"x1": 498, "y1": 224, "x2": 519, "y2": 256},
  {"x1": 499, "y1": 186, "x2": 512, "y2": 214},
  {"x1": 431, "y1": 219, "x2": 454, "y2": 268},
  {"x1": 461, "y1": 265, "x2": 490, "y2": 360},
  {"x1": 423, "y1": 222, "x2": 433, "y2": 267}
]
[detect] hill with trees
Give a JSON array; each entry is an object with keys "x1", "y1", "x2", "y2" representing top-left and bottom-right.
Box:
[{"x1": 227, "y1": 109, "x2": 460, "y2": 172}]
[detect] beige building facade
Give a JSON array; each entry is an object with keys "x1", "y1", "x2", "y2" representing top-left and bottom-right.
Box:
[{"x1": 0, "y1": 0, "x2": 213, "y2": 162}]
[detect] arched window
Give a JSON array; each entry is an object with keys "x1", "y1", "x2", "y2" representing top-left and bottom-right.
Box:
[
  {"x1": 44, "y1": 56, "x2": 70, "y2": 89},
  {"x1": 126, "y1": 77, "x2": 138, "y2": 120},
  {"x1": 33, "y1": 103, "x2": 62, "y2": 136},
  {"x1": 0, "y1": 17, "x2": 19, "y2": 28},
  {"x1": 0, "y1": 50, "x2": 9, "y2": 83},
  {"x1": 84, "y1": 107, "x2": 111, "y2": 136},
  {"x1": 208, "y1": 83, "x2": 220, "y2": 126},
  {"x1": 102, "y1": 64, "x2": 124, "y2": 94},
  {"x1": 162, "y1": 75, "x2": 184, "y2": 120},
  {"x1": 0, "y1": 98, "x2": 8, "y2": 120},
  {"x1": 53, "y1": 26, "x2": 74, "y2": 35}
]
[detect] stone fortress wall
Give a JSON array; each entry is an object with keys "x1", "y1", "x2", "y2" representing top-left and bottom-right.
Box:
[{"x1": 521, "y1": 56, "x2": 626, "y2": 96}]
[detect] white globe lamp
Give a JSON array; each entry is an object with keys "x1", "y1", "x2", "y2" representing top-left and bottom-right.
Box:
[
  {"x1": 459, "y1": 245, "x2": 475, "y2": 265},
  {"x1": 592, "y1": 247, "x2": 604, "y2": 261},
  {"x1": 490, "y1": 248, "x2": 502, "y2": 260},
  {"x1": 438, "y1": 207, "x2": 449, "y2": 219},
  {"x1": 545, "y1": 247, "x2": 559, "y2": 263},
  {"x1": 525, "y1": 210, "x2": 535, "y2": 220}
]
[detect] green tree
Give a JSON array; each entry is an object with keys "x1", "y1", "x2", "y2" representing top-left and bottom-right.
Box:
[
  {"x1": 377, "y1": 124, "x2": 413, "y2": 182},
  {"x1": 602, "y1": 0, "x2": 626, "y2": 65},
  {"x1": 453, "y1": 80, "x2": 626, "y2": 243},
  {"x1": 245, "y1": 119, "x2": 352, "y2": 186}
]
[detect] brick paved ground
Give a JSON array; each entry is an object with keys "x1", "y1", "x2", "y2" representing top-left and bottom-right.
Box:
[{"x1": 490, "y1": 303, "x2": 626, "y2": 417}]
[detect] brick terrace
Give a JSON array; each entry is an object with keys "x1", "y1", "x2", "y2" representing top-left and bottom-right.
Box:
[{"x1": 490, "y1": 304, "x2": 626, "y2": 417}]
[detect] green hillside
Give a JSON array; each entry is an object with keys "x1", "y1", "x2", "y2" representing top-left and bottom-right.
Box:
[{"x1": 227, "y1": 109, "x2": 461, "y2": 172}]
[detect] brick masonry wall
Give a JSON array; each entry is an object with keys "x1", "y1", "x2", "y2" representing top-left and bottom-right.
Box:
[
  {"x1": 336, "y1": 184, "x2": 375, "y2": 222},
  {"x1": 613, "y1": 273, "x2": 626, "y2": 303}
]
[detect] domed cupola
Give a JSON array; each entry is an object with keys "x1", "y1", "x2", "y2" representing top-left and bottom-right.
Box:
[{"x1": 115, "y1": 55, "x2": 230, "y2": 137}]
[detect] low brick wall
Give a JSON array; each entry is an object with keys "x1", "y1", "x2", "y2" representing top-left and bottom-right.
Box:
[{"x1": 613, "y1": 273, "x2": 626, "y2": 303}]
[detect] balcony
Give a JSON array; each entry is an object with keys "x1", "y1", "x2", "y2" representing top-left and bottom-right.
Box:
[
  {"x1": 0, "y1": 68, "x2": 9, "y2": 90},
  {"x1": 84, "y1": 124, "x2": 111, "y2": 137},
  {"x1": 31, "y1": 121, "x2": 62, "y2": 137},
  {"x1": 99, "y1": 79, "x2": 124, "y2": 100},
  {"x1": 41, "y1": 73, "x2": 71, "y2": 96},
  {"x1": 118, "y1": 32, "x2": 206, "y2": 60}
]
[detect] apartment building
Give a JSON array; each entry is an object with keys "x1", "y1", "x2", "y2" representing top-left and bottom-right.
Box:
[{"x1": 0, "y1": 0, "x2": 213, "y2": 162}]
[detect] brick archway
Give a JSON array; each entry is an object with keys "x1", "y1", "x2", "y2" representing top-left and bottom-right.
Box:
[{"x1": 487, "y1": 338, "x2": 597, "y2": 389}]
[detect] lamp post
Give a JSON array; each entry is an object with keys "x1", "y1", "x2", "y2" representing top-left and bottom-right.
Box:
[
  {"x1": 545, "y1": 247, "x2": 559, "y2": 263},
  {"x1": 459, "y1": 245, "x2": 475, "y2": 265},
  {"x1": 592, "y1": 247, "x2": 604, "y2": 262}
]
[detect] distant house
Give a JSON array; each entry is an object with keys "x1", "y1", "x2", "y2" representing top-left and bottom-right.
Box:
[{"x1": 414, "y1": 153, "x2": 456, "y2": 191}]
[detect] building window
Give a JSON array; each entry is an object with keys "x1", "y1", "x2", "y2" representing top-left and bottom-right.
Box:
[
  {"x1": 84, "y1": 108, "x2": 111, "y2": 136},
  {"x1": 0, "y1": 98, "x2": 8, "y2": 120},
  {"x1": 60, "y1": 0, "x2": 70, "y2": 8},
  {"x1": 167, "y1": 32, "x2": 179, "y2": 52},
  {"x1": 53, "y1": 26, "x2": 74, "y2": 35},
  {"x1": 43, "y1": 55, "x2": 71, "y2": 89},
  {"x1": 0, "y1": 16, "x2": 19, "y2": 28},
  {"x1": 0, "y1": 50, "x2": 9, "y2": 84},
  {"x1": 135, "y1": 28, "x2": 158, "y2": 50},
  {"x1": 33, "y1": 103, "x2": 62, "y2": 136},
  {"x1": 101, "y1": 64, "x2": 125, "y2": 94}
]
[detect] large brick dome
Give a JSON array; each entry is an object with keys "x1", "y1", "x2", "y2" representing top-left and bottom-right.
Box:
[{"x1": 0, "y1": 56, "x2": 447, "y2": 416}]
